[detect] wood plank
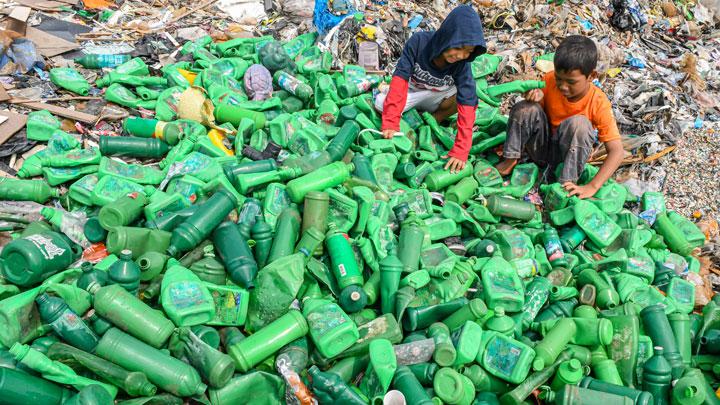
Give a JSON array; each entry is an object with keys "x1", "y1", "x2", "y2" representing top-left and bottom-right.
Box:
[{"x1": 15, "y1": 102, "x2": 97, "y2": 124}]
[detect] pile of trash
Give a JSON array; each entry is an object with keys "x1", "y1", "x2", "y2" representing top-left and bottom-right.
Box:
[{"x1": 0, "y1": 0, "x2": 718, "y2": 404}]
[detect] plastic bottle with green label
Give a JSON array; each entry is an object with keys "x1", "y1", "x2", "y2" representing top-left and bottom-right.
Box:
[
  {"x1": 161, "y1": 259, "x2": 215, "y2": 326},
  {"x1": 36, "y1": 293, "x2": 99, "y2": 352},
  {"x1": 303, "y1": 298, "x2": 359, "y2": 358},
  {"x1": 50, "y1": 68, "x2": 90, "y2": 95}
]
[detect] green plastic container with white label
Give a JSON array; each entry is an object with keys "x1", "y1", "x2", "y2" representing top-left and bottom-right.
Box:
[{"x1": 161, "y1": 259, "x2": 216, "y2": 327}]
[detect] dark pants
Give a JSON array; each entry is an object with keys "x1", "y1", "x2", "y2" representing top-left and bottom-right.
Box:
[{"x1": 502, "y1": 101, "x2": 594, "y2": 183}]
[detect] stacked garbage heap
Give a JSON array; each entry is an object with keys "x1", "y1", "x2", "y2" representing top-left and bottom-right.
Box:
[{"x1": 0, "y1": 32, "x2": 717, "y2": 405}]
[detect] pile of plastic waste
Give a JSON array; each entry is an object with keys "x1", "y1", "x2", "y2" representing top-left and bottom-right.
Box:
[{"x1": 0, "y1": 31, "x2": 718, "y2": 405}]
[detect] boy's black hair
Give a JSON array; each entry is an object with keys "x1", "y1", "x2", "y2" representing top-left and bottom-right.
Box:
[{"x1": 554, "y1": 35, "x2": 597, "y2": 76}]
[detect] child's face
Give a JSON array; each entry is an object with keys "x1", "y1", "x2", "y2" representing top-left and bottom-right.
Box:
[
  {"x1": 442, "y1": 46, "x2": 475, "y2": 64},
  {"x1": 555, "y1": 69, "x2": 596, "y2": 102}
]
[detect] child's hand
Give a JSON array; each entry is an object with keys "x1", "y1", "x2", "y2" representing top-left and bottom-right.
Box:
[
  {"x1": 563, "y1": 182, "x2": 599, "y2": 199},
  {"x1": 442, "y1": 155, "x2": 466, "y2": 174},
  {"x1": 382, "y1": 129, "x2": 396, "y2": 139},
  {"x1": 524, "y1": 89, "x2": 543, "y2": 103}
]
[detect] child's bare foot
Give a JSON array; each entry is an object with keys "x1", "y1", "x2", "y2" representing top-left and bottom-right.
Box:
[{"x1": 495, "y1": 158, "x2": 518, "y2": 176}]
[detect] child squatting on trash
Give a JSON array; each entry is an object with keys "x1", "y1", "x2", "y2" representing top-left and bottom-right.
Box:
[
  {"x1": 374, "y1": 4, "x2": 487, "y2": 174},
  {"x1": 495, "y1": 35, "x2": 625, "y2": 199}
]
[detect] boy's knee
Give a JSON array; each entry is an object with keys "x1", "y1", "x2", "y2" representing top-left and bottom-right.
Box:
[
  {"x1": 510, "y1": 100, "x2": 543, "y2": 118},
  {"x1": 558, "y1": 115, "x2": 593, "y2": 141}
]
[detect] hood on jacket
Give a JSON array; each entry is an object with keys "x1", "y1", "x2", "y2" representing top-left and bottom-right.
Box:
[{"x1": 426, "y1": 4, "x2": 487, "y2": 63}]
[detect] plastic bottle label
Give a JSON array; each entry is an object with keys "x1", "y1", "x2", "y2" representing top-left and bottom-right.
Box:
[
  {"x1": 484, "y1": 269, "x2": 518, "y2": 295},
  {"x1": 306, "y1": 304, "x2": 347, "y2": 337},
  {"x1": 168, "y1": 281, "x2": 206, "y2": 309},
  {"x1": 52, "y1": 309, "x2": 96, "y2": 335},
  {"x1": 484, "y1": 337, "x2": 523, "y2": 376},
  {"x1": 278, "y1": 74, "x2": 300, "y2": 95},
  {"x1": 25, "y1": 234, "x2": 66, "y2": 259},
  {"x1": 544, "y1": 239, "x2": 564, "y2": 262},
  {"x1": 211, "y1": 289, "x2": 246, "y2": 324}
]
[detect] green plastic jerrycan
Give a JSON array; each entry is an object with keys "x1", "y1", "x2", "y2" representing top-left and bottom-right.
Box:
[
  {"x1": 452, "y1": 320, "x2": 484, "y2": 367},
  {"x1": 36, "y1": 293, "x2": 99, "y2": 352},
  {"x1": 160, "y1": 259, "x2": 215, "y2": 326},
  {"x1": 480, "y1": 256, "x2": 525, "y2": 312},
  {"x1": 95, "y1": 328, "x2": 206, "y2": 397},
  {"x1": 478, "y1": 331, "x2": 536, "y2": 384},
  {"x1": 0, "y1": 231, "x2": 81, "y2": 287},
  {"x1": 303, "y1": 298, "x2": 360, "y2": 359},
  {"x1": 574, "y1": 200, "x2": 622, "y2": 248}
]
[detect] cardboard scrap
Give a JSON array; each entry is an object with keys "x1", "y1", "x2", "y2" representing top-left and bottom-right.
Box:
[
  {"x1": 24, "y1": 26, "x2": 78, "y2": 57},
  {"x1": 0, "y1": 110, "x2": 28, "y2": 146},
  {"x1": 5, "y1": 6, "x2": 31, "y2": 36}
]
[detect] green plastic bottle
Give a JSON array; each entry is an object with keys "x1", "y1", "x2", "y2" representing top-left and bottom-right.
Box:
[
  {"x1": 106, "y1": 226, "x2": 172, "y2": 259},
  {"x1": 267, "y1": 204, "x2": 302, "y2": 264},
  {"x1": 10, "y1": 343, "x2": 117, "y2": 398},
  {"x1": 485, "y1": 307, "x2": 516, "y2": 336},
  {"x1": 43, "y1": 165, "x2": 99, "y2": 186},
  {"x1": 640, "y1": 304, "x2": 685, "y2": 379},
  {"x1": 173, "y1": 328, "x2": 234, "y2": 389},
  {"x1": 0, "y1": 366, "x2": 74, "y2": 404},
  {"x1": 0, "y1": 231, "x2": 80, "y2": 287},
  {"x1": 87, "y1": 283, "x2": 175, "y2": 349},
  {"x1": 167, "y1": 188, "x2": 237, "y2": 256},
  {"x1": 428, "y1": 322, "x2": 457, "y2": 367},
  {"x1": 96, "y1": 72, "x2": 167, "y2": 88},
  {"x1": 423, "y1": 162, "x2": 474, "y2": 191},
  {"x1": 98, "y1": 157, "x2": 165, "y2": 185},
  {"x1": 212, "y1": 221, "x2": 257, "y2": 289},
  {"x1": 643, "y1": 347, "x2": 672, "y2": 405},
  {"x1": 433, "y1": 367, "x2": 475, "y2": 405},
  {"x1": 326, "y1": 223, "x2": 364, "y2": 285},
  {"x1": 303, "y1": 298, "x2": 360, "y2": 358},
  {"x1": 0, "y1": 178, "x2": 60, "y2": 203},
  {"x1": 46, "y1": 342, "x2": 157, "y2": 397},
  {"x1": 26, "y1": 110, "x2": 62, "y2": 141},
  {"x1": 99, "y1": 136, "x2": 170, "y2": 158},
  {"x1": 95, "y1": 328, "x2": 206, "y2": 397},
  {"x1": 452, "y1": 320, "x2": 484, "y2": 367},
  {"x1": 35, "y1": 293, "x2": 99, "y2": 352},
  {"x1": 50, "y1": 68, "x2": 90, "y2": 95},
  {"x1": 228, "y1": 310, "x2": 309, "y2": 372},
  {"x1": 160, "y1": 259, "x2": 215, "y2": 326},
  {"x1": 551, "y1": 359, "x2": 584, "y2": 391},
  {"x1": 579, "y1": 377, "x2": 654, "y2": 405},
  {"x1": 104, "y1": 83, "x2": 157, "y2": 109},
  {"x1": 485, "y1": 195, "x2": 536, "y2": 221},
  {"x1": 393, "y1": 366, "x2": 434, "y2": 405},
  {"x1": 274, "y1": 71, "x2": 313, "y2": 101},
  {"x1": 108, "y1": 249, "x2": 141, "y2": 295},
  {"x1": 360, "y1": 339, "x2": 397, "y2": 400},
  {"x1": 286, "y1": 162, "x2": 355, "y2": 203},
  {"x1": 98, "y1": 192, "x2": 147, "y2": 229},
  {"x1": 309, "y1": 365, "x2": 368, "y2": 404}
]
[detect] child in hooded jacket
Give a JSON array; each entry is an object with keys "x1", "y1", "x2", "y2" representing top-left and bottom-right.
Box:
[{"x1": 374, "y1": 5, "x2": 486, "y2": 173}]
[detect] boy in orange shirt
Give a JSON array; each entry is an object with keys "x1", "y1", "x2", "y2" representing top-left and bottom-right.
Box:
[{"x1": 495, "y1": 35, "x2": 624, "y2": 199}]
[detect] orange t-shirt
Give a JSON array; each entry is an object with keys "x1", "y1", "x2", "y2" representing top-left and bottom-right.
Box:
[{"x1": 540, "y1": 72, "x2": 621, "y2": 143}]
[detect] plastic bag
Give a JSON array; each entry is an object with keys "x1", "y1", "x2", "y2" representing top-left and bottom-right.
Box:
[{"x1": 283, "y1": 0, "x2": 315, "y2": 18}]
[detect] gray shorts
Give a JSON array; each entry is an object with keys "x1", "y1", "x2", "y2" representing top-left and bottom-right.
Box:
[{"x1": 374, "y1": 85, "x2": 457, "y2": 113}]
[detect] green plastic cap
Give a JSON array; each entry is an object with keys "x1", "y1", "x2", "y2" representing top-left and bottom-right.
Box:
[
  {"x1": 339, "y1": 285, "x2": 368, "y2": 313},
  {"x1": 433, "y1": 367, "x2": 464, "y2": 405},
  {"x1": 83, "y1": 217, "x2": 108, "y2": 243}
]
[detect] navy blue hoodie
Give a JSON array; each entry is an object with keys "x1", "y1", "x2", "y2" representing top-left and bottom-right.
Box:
[
  {"x1": 381, "y1": 5, "x2": 486, "y2": 162},
  {"x1": 394, "y1": 5, "x2": 486, "y2": 106}
]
